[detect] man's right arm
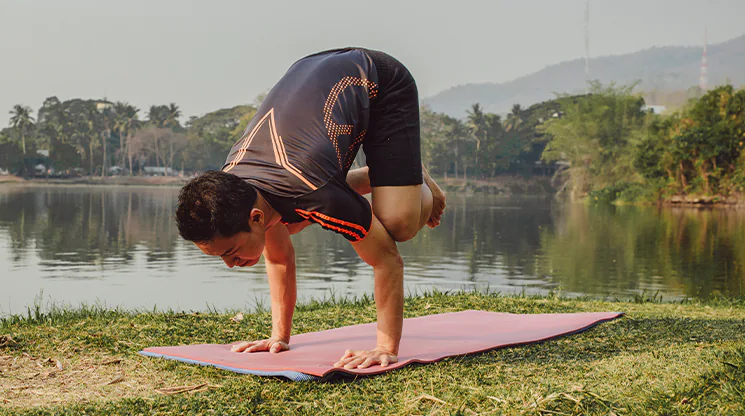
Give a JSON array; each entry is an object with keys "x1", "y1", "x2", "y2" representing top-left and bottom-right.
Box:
[
  {"x1": 231, "y1": 222, "x2": 297, "y2": 353},
  {"x1": 264, "y1": 222, "x2": 297, "y2": 344}
]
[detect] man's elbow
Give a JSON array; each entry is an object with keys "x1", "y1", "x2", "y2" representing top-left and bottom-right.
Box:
[{"x1": 265, "y1": 245, "x2": 296, "y2": 267}]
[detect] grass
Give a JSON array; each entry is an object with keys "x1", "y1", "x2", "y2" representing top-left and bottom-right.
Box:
[{"x1": 1, "y1": 290, "x2": 744, "y2": 415}]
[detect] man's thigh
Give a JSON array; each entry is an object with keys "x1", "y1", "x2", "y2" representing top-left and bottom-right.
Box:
[{"x1": 371, "y1": 185, "x2": 423, "y2": 241}]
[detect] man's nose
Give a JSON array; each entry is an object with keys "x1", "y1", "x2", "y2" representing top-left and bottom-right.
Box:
[{"x1": 222, "y1": 256, "x2": 236, "y2": 268}]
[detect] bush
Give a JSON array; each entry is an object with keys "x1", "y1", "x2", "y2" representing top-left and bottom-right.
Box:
[{"x1": 588, "y1": 182, "x2": 660, "y2": 204}]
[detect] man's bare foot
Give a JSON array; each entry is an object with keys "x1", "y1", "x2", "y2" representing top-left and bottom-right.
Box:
[{"x1": 422, "y1": 165, "x2": 446, "y2": 228}]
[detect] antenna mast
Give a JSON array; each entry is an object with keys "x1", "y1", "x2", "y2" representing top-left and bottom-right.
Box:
[
  {"x1": 699, "y1": 27, "x2": 709, "y2": 92},
  {"x1": 584, "y1": 0, "x2": 590, "y2": 93}
]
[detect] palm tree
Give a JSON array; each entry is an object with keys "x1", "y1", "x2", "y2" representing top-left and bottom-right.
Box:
[
  {"x1": 164, "y1": 103, "x2": 182, "y2": 130},
  {"x1": 466, "y1": 103, "x2": 487, "y2": 150},
  {"x1": 113, "y1": 102, "x2": 140, "y2": 172},
  {"x1": 147, "y1": 105, "x2": 167, "y2": 128},
  {"x1": 147, "y1": 103, "x2": 181, "y2": 130},
  {"x1": 505, "y1": 104, "x2": 524, "y2": 132},
  {"x1": 9, "y1": 105, "x2": 35, "y2": 155},
  {"x1": 466, "y1": 103, "x2": 489, "y2": 176},
  {"x1": 36, "y1": 97, "x2": 63, "y2": 160},
  {"x1": 99, "y1": 107, "x2": 116, "y2": 177},
  {"x1": 446, "y1": 118, "x2": 469, "y2": 179}
]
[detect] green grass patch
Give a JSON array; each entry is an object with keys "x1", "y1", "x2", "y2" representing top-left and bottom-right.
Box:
[{"x1": 1, "y1": 291, "x2": 744, "y2": 415}]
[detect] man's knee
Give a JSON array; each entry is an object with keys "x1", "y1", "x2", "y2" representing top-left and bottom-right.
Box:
[{"x1": 378, "y1": 215, "x2": 419, "y2": 242}]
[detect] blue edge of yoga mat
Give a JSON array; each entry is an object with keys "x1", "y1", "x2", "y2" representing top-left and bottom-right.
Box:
[{"x1": 138, "y1": 312, "x2": 624, "y2": 382}]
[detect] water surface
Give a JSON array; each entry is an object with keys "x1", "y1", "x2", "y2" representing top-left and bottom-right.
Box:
[{"x1": 1, "y1": 185, "x2": 742, "y2": 314}]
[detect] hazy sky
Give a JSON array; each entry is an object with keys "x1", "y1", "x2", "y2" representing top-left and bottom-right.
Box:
[{"x1": 2, "y1": 0, "x2": 744, "y2": 121}]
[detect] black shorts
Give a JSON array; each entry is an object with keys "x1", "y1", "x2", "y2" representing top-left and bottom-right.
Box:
[{"x1": 361, "y1": 49, "x2": 423, "y2": 187}]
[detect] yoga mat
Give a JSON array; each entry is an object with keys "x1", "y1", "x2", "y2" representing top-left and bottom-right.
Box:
[{"x1": 140, "y1": 310, "x2": 622, "y2": 381}]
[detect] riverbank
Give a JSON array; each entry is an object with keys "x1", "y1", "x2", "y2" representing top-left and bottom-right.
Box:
[
  {"x1": 663, "y1": 193, "x2": 745, "y2": 207},
  {"x1": 1, "y1": 291, "x2": 744, "y2": 415},
  {"x1": 0, "y1": 174, "x2": 555, "y2": 195},
  {"x1": 0, "y1": 176, "x2": 24, "y2": 185},
  {"x1": 440, "y1": 176, "x2": 553, "y2": 195},
  {"x1": 2, "y1": 175, "x2": 744, "y2": 206},
  {"x1": 0, "y1": 175, "x2": 189, "y2": 187}
]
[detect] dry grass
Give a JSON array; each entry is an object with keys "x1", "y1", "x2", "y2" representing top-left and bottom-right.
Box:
[{"x1": 0, "y1": 348, "x2": 219, "y2": 408}]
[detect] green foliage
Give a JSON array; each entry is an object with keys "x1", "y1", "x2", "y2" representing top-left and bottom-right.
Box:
[
  {"x1": 147, "y1": 103, "x2": 183, "y2": 131},
  {"x1": 420, "y1": 98, "x2": 567, "y2": 180},
  {"x1": 542, "y1": 81, "x2": 745, "y2": 203},
  {"x1": 5, "y1": 82, "x2": 741, "y2": 197},
  {"x1": 4, "y1": 90, "x2": 563, "y2": 180},
  {"x1": 541, "y1": 81, "x2": 648, "y2": 198},
  {"x1": 184, "y1": 105, "x2": 256, "y2": 170}
]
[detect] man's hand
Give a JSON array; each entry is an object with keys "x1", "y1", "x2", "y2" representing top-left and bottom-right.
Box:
[
  {"x1": 333, "y1": 347, "x2": 398, "y2": 369},
  {"x1": 230, "y1": 337, "x2": 289, "y2": 354}
]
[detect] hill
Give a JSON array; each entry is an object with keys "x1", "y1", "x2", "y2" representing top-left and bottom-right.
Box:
[{"x1": 423, "y1": 34, "x2": 745, "y2": 117}]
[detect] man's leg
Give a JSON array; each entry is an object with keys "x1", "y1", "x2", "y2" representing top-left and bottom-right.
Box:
[
  {"x1": 346, "y1": 166, "x2": 445, "y2": 242},
  {"x1": 347, "y1": 50, "x2": 446, "y2": 242}
]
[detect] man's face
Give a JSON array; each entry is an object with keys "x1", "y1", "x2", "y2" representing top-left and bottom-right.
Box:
[{"x1": 194, "y1": 209, "x2": 266, "y2": 268}]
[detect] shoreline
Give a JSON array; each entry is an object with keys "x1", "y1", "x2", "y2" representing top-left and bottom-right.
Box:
[
  {"x1": 0, "y1": 175, "x2": 189, "y2": 188},
  {"x1": 3, "y1": 175, "x2": 745, "y2": 207}
]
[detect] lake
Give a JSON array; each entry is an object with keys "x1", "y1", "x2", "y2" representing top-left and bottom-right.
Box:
[{"x1": 1, "y1": 185, "x2": 743, "y2": 315}]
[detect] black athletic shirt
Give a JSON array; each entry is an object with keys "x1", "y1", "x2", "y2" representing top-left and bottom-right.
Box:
[{"x1": 222, "y1": 49, "x2": 378, "y2": 242}]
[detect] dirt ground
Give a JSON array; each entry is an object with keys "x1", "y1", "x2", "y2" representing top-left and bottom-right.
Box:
[{"x1": 0, "y1": 350, "x2": 216, "y2": 410}]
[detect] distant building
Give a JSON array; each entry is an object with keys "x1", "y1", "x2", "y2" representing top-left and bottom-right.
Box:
[
  {"x1": 642, "y1": 104, "x2": 667, "y2": 115},
  {"x1": 143, "y1": 166, "x2": 175, "y2": 176},
  {"x1": 96, "y1": 100, "x2": 114, "y2": 112}
]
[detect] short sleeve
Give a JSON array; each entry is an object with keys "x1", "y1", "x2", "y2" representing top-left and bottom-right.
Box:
[{"x1": 293, "y1": 176, "x2": 371, "y2": 242}]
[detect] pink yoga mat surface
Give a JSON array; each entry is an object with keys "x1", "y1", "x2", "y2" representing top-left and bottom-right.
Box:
[{"x1": 141, "y1": 310, "x2": 622, "y2": 379}]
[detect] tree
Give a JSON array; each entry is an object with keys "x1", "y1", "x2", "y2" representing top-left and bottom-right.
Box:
[
  {"x1": 447, "y1": 118, "x2": 470, "y2": 179},
  {"x1": 466, "y1": 103, "x2": 488, "y2": 177},
  {"x1": 147, "y1": 103, "x2": 182, "y2": 131},
  {"x1": 147, "y1": 105, "x2": 169, "y2": 128},
  {"x1": 185, "y1": 105, "x2": 257, "y2": 170},
  {"x1": 130, "y1": 127, "x2": 187, "y2": 174},
  {"x1": 164, "y1": 103, "x2": 182, "y2": 130},
  {"x1": 505, "y1": 104, "x2": 524, "y2": 132},
  {"x1": 660, "y1": 85, "x2": 745, "y2": 194},
  {"x1": 9, "y1": 105, "x2": 35, "y2": 156},
  {"x1": 541, "y1": 81, "x2": 648, "y2": 199},
  {"x1": 113, "y1": 102, "x2": 140, "y2": 173},
  {"x1": 482, "y1": 113, "x2": 509, "y2": 177},
  {"x1": 99, "y1": 106, "x2": 116, "y2": 177}
]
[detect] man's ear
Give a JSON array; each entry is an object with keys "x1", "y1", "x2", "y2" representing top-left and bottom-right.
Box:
[{"x1": 249, "y1": 208, "x2": 265, "y2": 227}]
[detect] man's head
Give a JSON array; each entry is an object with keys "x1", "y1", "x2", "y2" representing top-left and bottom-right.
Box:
[{"x1": 175, "y1": 170, "x2": 266, "y2": 268}]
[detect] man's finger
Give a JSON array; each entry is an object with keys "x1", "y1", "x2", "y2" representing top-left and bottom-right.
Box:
[
  {"x1": 334, "y1": 355, "x2": 355, "y2": 368},
  {"x1": 230, "y1": 341, "x2": 251, "y2": 352},
  {"x1": 344, "y1": 356, "x2": 366, "y2": 369},
  {"x1": 380, "y1": 355, "x2": 390, "y2": 367},
  {"x1": 246, "y1": 342, "x2": 267, "y2": 353},
  {"x1": 357, "y1": 356, "x2": 376, "y2": 369}
]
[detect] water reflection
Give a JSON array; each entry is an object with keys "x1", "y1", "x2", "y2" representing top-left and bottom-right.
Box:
[
  {"x1": 0, "y1": 185, "x2": 742, "y2": 313},
  {"x1": 0, "y1": 186, "x2": 178, "y2": 274},
  {"x1": 537, "y1": 204, "x2": 745, "y2": 298}
]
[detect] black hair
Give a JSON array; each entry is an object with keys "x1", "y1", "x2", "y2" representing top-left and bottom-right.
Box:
[{"x1": 175, "y1": 170, "x2": 258, "y2": 243}]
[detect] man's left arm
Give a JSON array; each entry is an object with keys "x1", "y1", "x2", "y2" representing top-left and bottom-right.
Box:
[{"x1": 334, "y1": 214, "x2": 404, "y2": 369}]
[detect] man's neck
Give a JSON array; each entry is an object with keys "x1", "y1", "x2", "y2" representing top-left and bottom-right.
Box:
[{"x1": 255, "y1": 192, "x2": 282, "y2": 230}]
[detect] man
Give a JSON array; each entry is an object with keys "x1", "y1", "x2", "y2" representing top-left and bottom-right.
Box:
[{"x1": 175, "y1": 48, "x2": 446, "y2": 370}]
